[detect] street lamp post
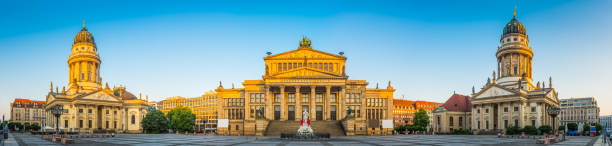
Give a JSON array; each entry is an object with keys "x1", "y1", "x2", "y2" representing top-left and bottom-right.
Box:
[
  {"x1": 49, "y1": 105, "x2": 67, "y2": 134},
  {"x1": 547, "y1": 106, "x2": 560, "y2": 135}
]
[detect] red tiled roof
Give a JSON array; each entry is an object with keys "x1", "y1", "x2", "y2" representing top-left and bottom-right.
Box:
[
  {"x1": 441, "y1": 94, "x2": 471, "y2": 112},
  {"x1": 12, "y1": 98, "x2": 45, "y2": 108}
]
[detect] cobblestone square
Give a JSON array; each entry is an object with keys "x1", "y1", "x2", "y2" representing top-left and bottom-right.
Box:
[{"x1": 9, "y1": 133, "x2": 601, "y2": 146}]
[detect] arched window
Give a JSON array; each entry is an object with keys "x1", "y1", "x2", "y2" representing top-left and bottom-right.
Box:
[{"x1": 131, "y1": 115, "x2": 135, "y2": 124}]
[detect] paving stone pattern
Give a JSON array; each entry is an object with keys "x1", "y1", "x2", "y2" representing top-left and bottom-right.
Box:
[{"x1": 11, "y1": 133, "x2": 598, "y2": 146}]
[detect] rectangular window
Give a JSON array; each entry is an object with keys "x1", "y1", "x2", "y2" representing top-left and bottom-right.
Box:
[
  {"x1": 278, "y1": 63, "x2": 282, "y2": 71},
  {"x1": 324, "y1": 63, "x2": 328, "y2": 71},
  {"x1": 504, "y1": 107, "x2": 508, "y2": 112},
  {"x1": 486, "y1": 109, "x2": 489, "y2": 113},
  {"x1": 478, "y1": 121, "x2": 481, "y2": 129},
  {"x1": 65, "y1": 120, "x2": 69, "y2": 128},
  {"x1": 316, "y1": 94, "x2": 323, "y2": 103},
  {"x1": 79, "y1": 120, "x2": 83, "y2": 128},
  {"x1": 504, "y1": 120, "x2": 508, "y2": 128},
  {"x1": 274, "y1": 94, "x2": 281, "y2": 103},
  {"x1": 449, "y1": 117, "x2": 454, "y2": 126},
  {"x1": 477, "y1": 109, "x2": 480, "y2": 113},
  {"x1": 288, "y1": 94, "x2": 295, "y2": 103},
  {"x1": 459, "y1": 117, "x2": 463, "y2": 126},
  {"x1": 79, "y1": 109, "x2": 83, "y2": 113},
  {"x1": 514, "y1": 120, "x2": 518, "y2": 126},
  {"x1": 88, "y1": 109, "x2": 92, "y2": 113},
  {"x1": 250, "y1": 94, "x2": 255, "y2": 103},
  {"x1": 531, "y1": 120, "x2": 535, "y2": 126},
  {"x1": 302, "y1": 93, "x2": 309, "y2": 103},
  {"x1": 114, "y1": 121, "x2": 117, "y2": 129},
  {"x1": 106, "y1": 110, "x2": 109, "y2": 114},
  {"x1": 531, "y1": 107, "x2": 536, "y2": 112},
  {"x1": 486, "y1": 121, "x2": 489, "y2": 129},
  {"x1": 88, "y1": 120, "x2": 92, "y2": 128}
]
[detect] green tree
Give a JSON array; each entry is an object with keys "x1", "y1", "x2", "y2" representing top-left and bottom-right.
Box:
[
  {"x1": 595, "y1": 123, "x2": 603, "y2": 132},
  {"x1": 26, "y1": 123, "x2": 41, "y2": 131},
  {"x1": 167, "y1": 106, "x2": 196, "y2": 132},
  {"x1": 538, "y1": 125, "x2": 552, "y2": 134},
  {"x1": 142, "y1": 110, "x2": 169, "y2": 134},
  {"x1": 567, "y1": 123, "x2": 578, "y2": 131},
  {"x1": 523, "y1": 126, "x2": 537, "y2": 135},
  {"x1": 558, "y1": 125, "x2": 565, "y2": 131},
  {"x1": 7, "y1": 122, "x2": 23, "y2": 131},
  {"x1": 506, "y1": 125, "x2": 521, "y2": 135},
  {"x1": 412, "y1": 108, "x2": 429, "y2": 131},
  {"x1": 583, "y1": 124, "x2": 591, "y2": 134}
]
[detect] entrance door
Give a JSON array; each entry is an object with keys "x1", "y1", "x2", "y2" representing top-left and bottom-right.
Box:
[
  {"x1": 274, "y1": 106, "x2": 281, "y2": 120},
  {"x1": 288, "y1": 106, "x2": 295, "y2": 120},
  {"x1": 330, "y1": 106, "x2": 337, "y2": 120},
  {"x1": 316, "y1": 106, "x2": 323, "y2": 120}
]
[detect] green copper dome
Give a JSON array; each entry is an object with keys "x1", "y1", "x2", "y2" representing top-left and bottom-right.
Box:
[
  {"x1": 502, "y1": 17, "x2": 526, "y2": 36},
  {"x1": 74, "y1": 27, "x2": 95, "y2": 45}
]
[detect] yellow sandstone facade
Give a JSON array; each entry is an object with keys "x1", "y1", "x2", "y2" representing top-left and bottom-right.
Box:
[
  {"x1": 44, "y1": 23, "x2": 150, "y2": 133},
  {"x1": 157, "y1": 91, "x2": 218, "y2": 131},
  {"x1": 216, "y1": 37, "x2": 395, "y2": 136}
]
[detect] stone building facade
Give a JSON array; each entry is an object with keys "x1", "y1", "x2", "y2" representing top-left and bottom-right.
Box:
[
  {"x1": 44, "y1": 24, "x2": 150, "y2": 133},
  {"x1": 215, "y1": 37, "x2": 395, "y2": 136},
  {"x1": 470, "y1": 12, "x2": 560, "y2": 134},
  {"x1": 432, "y1": 94, "x2": 472, "y2": 133},
  {"x1": 392, "y1": 99, "x2": 441, "y2": 127},
  {"x1": 10, "y1": 99, "x2": 46, "y2": 127},
  {"x1": 559, "y1": 97, "x2": 599, "y2": 126},
  {"x1": 158, "y1": 91, "x2": 218, "y2": 131}
]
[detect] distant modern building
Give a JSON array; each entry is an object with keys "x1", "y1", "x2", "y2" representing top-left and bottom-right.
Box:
[
  {"x1": 10, "y1": 99, "x2": 46, "y2": 127},
  {"x1": 157, "y1": 92, "x2": 218, "y2": 131},
  {"x1": 432, "y1": 94, "x2": 472, "y2": 133},
  {"x1": 470, "y1": 11, "x2": 560, "y2": 133},
  {"x1": 601, "y1": 115, "x2": 612, "y2": 132},
  {"x1": 559, "y1": 97, "x2": 599, "y2": 126},
  {"x1": 392, "y1": 99, "x2": 441, "y2": 127}
]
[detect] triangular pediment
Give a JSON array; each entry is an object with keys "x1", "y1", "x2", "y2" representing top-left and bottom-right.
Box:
[
  {"x1": 46, "y1": 93, "x2": 55, "y2": 102},
  {"x1": 75, "y1": 90, "x2": 121, "y2": 102},
  {"x1": 265, "y1": 49, "x2": 346, "y2": 60},
  {"x1": 473, "y1": 85, "x2": 518, "y2": 99},
  {"x1": 270, "y1": 68, "x2": 344, "y2": 78}
]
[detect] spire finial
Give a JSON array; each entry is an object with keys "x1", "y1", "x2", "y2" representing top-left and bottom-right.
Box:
[
  {"x1": 513, "y1": 5, "x2": 517, "y2": 18},
  {"x1": 83, "y1": 20, "x2": 85, "y2": 28}
]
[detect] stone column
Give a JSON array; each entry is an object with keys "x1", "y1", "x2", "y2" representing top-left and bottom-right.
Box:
[
  {"x1": 325, "y1": 85, "x2": 331, "y2": 120},
  {"x1": 340, "y1": 87, "x2": 345, "y2": 119},
  {"x1": 265, "y1": 85, "x2": 272, "y2": 120},
  {"x1": 310, "y1": 86, "x2": 316, "y2": 121},
  {"x1": 295, "y1": 86, "x2": 301, "y2": 121},
  {"x1": 280, "y1": 86, "x2": 286, "y2": 120}
]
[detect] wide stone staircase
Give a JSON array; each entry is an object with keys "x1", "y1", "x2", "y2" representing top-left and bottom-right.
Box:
[{"x1": 265, "y1": 120, "x2": 345, "y2": 136}]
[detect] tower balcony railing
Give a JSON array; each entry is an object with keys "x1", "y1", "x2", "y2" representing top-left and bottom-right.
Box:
[{"x1": 69, "y1": 53, "x2": 100, "y2": 59}]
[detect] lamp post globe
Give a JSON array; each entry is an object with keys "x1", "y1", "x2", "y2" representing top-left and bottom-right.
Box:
[
  {"x1": 50, "y1": 105, "x2": 66, "y2": 134},
  {"x1": 547, "y1": 106, "x2": 560, "y2": 135}
]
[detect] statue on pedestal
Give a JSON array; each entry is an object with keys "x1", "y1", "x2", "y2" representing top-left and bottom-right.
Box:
[{"x1": 296, "y1": 110, "x2": 314, "y2": 137}]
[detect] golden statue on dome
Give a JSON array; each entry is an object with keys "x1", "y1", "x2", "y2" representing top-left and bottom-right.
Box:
[{"x1": 298, "y1": 36, "x2": 312, "y2": 49}]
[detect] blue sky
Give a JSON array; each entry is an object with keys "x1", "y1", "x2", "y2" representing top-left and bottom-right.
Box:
[{"x1": 1, "y1": 0, "x2": 611, "y2": 119}]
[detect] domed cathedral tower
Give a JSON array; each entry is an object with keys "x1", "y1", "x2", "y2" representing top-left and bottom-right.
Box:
[
  {"x1": 495, "y1": 10, "x2": 534, "y2": 90},
  {"x1": 470, "y1": 10, "x2": 559, "y2": 134},
  {"x1": 68, "y1": 22, "x2": 102, "y2": 93}
]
